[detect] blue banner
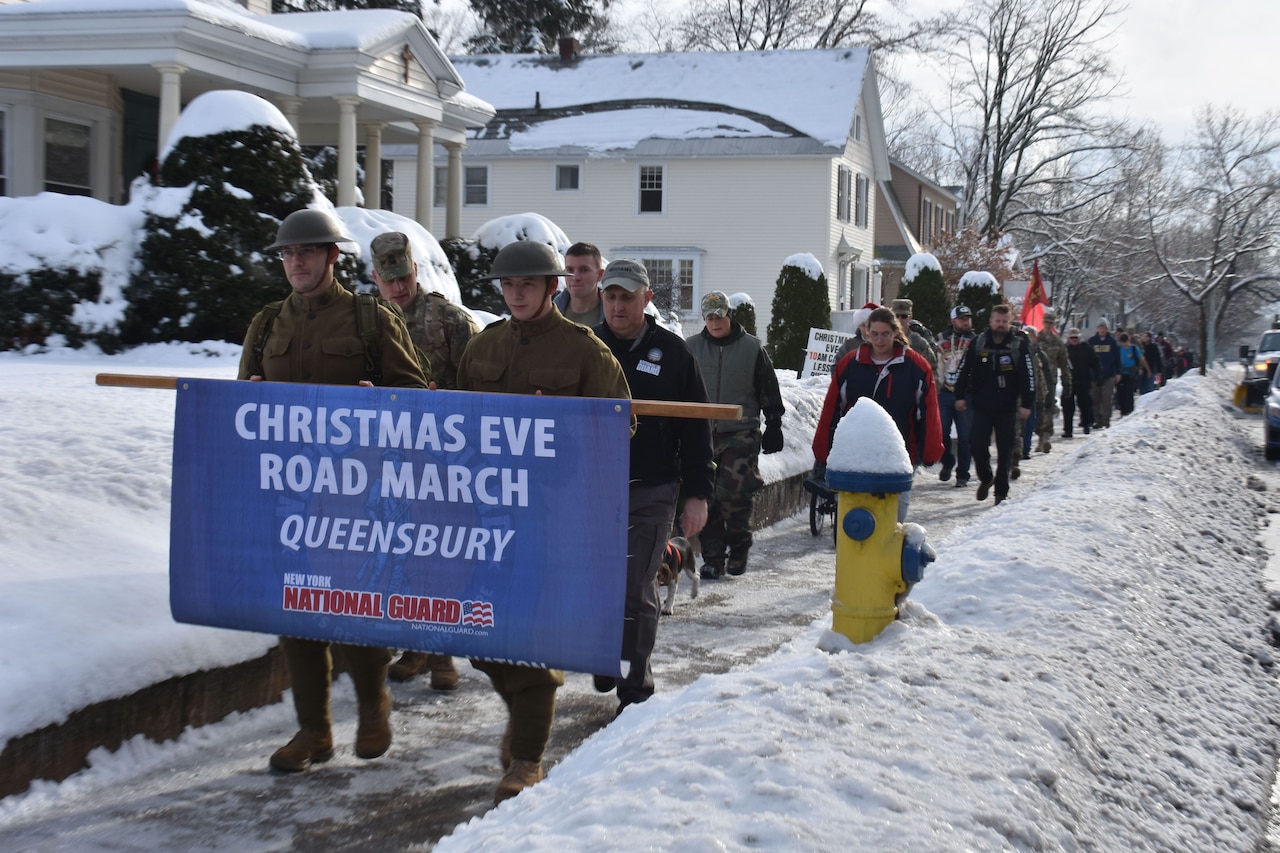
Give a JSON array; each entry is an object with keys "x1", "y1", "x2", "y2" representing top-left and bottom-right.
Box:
[{"x1": 169, "y1": 379, "x2": 630, "y2": 675}]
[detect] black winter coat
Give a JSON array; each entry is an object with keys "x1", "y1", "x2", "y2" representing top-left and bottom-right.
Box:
[{"x1": 596, "y1": 316, "x2": 715, "y2": 501}]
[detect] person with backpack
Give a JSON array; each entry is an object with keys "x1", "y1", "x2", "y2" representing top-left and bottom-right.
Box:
[
  {"x1": 953, "y1": 303, "x2": 1034, "y2": 506},
  {"x1": 369, "y1": 230, "x2": 479, "y2": 692},
  {"x1": 237, "y1": 209, "x2": 429, "y2": 774},
  {"x1": 1115, "y1": 331, "x2": 1149, "y2": 417}
]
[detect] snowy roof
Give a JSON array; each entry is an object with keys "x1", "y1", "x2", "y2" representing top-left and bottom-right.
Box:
[{"x1": 452, "y1": 49, "x2": 873, "y2": 152}]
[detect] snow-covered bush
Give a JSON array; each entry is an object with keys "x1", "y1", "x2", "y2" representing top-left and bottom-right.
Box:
[
  {"x1": 765, "y1": 254, "x2": 829, "y2": 375},
  {"x1": 121, "y1": 99, "x2": 325, "y2": 346},
  {"x1": 899, "y1": 252, "x2": 948, "y2": 335}
]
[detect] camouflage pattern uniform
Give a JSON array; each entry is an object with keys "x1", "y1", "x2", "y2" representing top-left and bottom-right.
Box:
[
  {"x1": 1034, "y1": 325, "x2": 1073, "y2": 450},
  {"x1": 455, "y1": 302, "x2": 630, "y2": 771},
  {"x1": 686, "y1": 306, "x2": 784, "y2": 577},
  {"x1": 1011, "y1": 333, "x2": 1048, "y2": 478},
  {"x1": 906, "y1": 322, "x2": 940, "y2": 375},
  {"x1": 402, "y1": 290, "x2": 480, "y2": 390}
]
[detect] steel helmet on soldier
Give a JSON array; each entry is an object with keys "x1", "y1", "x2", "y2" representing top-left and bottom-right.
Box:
[
  {"x1": 488, "y1": 241, "x2": 565, "y2": 279},
  {"x1": 265, "y1": 209, "x2": 354, "y2": 251}
]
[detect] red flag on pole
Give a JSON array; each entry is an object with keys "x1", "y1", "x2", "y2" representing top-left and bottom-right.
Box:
[{"x1": 1020, "y1": 259, "x2": 1048, "y2": 328}]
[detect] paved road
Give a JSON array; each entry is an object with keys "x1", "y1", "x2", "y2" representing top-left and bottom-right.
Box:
[{"x1": 0, "y1": 448, "x2": 1064, "y2": 851}]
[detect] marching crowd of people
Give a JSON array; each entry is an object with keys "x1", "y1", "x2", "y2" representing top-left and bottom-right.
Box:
[
  {"x1": 811, "y1": 297, "x2": 1192, "y2": 506},
  {"x1": 243, "y1": 209, "x2": 1193, "y2": 806}
]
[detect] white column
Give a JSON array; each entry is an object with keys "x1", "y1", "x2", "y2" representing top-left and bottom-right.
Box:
[
  {"x1": 414, "y1": 119, "x2": 436, "y2": 231},
  {"x1": 278, "y1": 97, "x2": 303, "y2": 136},
  {"x1": 445, "y1": 140, "x2": 465, "y2": 239},
  {"x1": 153, "y1": 63, "x2": 187, "y2": 154},
  {"x1": 362, "y1": 122, "x2": 384, "y2": 210},
  {"x1": 334, "y1": 96, "x2": 360, "y2": 208}
]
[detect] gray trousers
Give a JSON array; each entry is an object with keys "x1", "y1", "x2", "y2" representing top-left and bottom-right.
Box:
[{"x1": 618, "y1": 480, "x2": 680, "y2": 706}]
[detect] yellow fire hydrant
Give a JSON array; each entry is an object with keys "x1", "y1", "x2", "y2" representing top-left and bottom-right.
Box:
[{"x1": 824, "y1": 399, "x2": 935, "y2": 643}]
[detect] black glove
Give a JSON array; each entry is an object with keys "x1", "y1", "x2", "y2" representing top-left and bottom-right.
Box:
[
  {"x1": 811, "y1": 461, "x2": 827, "y2": 481},
  {"x1": 762, "y1": 418, "x2": 784, "y2": 454}
]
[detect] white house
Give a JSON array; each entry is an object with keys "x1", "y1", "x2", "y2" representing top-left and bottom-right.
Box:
[
  {"x1": 0, "y1": 0, "x2": 493, "y2": 231},
  {"x1": 382, "y1": 46, "x2": 891, "y2": 335}
]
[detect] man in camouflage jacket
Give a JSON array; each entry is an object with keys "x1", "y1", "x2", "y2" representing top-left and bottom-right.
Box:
[
  {"x1": 369, "y1": 231, "x2": 481, "y2": 690},
  {"x1": 1033, "y1": 309, "x2": 1072, "y2": 452}
]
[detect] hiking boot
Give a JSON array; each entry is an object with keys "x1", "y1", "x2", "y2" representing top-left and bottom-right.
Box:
[
  {"x1": 388, "y1": 651, "x2": 428, "y2": 683},
  {"x1": 939, "y1": 465, "x2": 952, "y2": 482},
  {"x1": 494, "y1": 759, "x2": 544, "y2": 805},
  {"x1": 1042, "y1": 438, "x2": 1051, "y2": 453},
  {"x1": 269, "y1": 729, "x2": 334, "y2": 772},
  {"x1": 700, "y1": 563, "x2": 725, "y2": 580},
  {"x1": 592, "y1": 674, "x2": 616, "y2": 693},
  {"x1": 994, "y1": 494, "x2": 1006, "y2": 506},
  {"x1": 1083, "y1": 424, "x2": 1091, "y2": 434},
  {"x1": 976, "y1": 480, "x2": 993, "y2": 501},
  {"x1": 355, "y1": 686, "x2": 392, "y2": 760},
  {"x1": 1061, "y1": 431, "x2": 1073, "y2": 439},
  {"x1": 727, "y1": 556, "x2": 748, "y2": 576},
  {"x1": 1010, "y1": 463, "x2": 1021, "y2": 480},
  {"x1": 426, "y1": 654, "x2": 459, "y2": 691}
]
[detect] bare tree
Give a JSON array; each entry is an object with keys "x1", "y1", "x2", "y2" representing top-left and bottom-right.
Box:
[
  {"x1": 929, "y1": 227, "x2": 1017, "y2": 293},
  {"x1": 1140, "y1": 105, "x2": 1280, "y2": 370},
  {"x1": 938, "y1": 0, "x2": 1128, "y2": 240},
  {"x1": 674, "y1": 0, "x2": 934, "y2": 52}
]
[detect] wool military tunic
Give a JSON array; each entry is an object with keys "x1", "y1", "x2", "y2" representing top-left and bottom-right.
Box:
[{"x1": 237, "y1": 279, "x2": 427, "y2": 387}]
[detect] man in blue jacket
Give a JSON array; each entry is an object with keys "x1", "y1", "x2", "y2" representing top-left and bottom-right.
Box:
[
  {"x1": 594, "y1": 259, "x2": 714, "y2": 713},
  {"x1": 1087, "y1": 321, "x2": 1122, "y2": 428}
]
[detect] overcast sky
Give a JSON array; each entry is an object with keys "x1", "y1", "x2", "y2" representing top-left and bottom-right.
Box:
[
  {"x1": 595, "y1": 0, "x2": 1277, "y2": 143},
  {"x1": 1108, "y1": 0, "x2": 1279, "y2": 139}
]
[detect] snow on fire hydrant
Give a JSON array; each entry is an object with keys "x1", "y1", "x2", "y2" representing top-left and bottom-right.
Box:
[{"x1": 824, "y1": 398, "x2": 935, "y2": 644}]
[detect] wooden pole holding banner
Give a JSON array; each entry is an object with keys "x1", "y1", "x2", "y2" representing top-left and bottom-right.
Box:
[{"x1": 94, "y1": 374, "x2": 742, "y2": 420}]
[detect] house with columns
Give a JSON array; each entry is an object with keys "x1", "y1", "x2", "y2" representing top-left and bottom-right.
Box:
[{"x1": 0, "y1": 0, "x2": 493, "y2": 238}]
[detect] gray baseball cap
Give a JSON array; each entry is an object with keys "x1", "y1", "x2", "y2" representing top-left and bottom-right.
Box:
[{"x1": 601, "y1": 259, "x2": 650, "y2": 291}]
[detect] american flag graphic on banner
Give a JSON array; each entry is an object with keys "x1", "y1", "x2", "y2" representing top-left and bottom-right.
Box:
[{"x1": 462, "y1": 600, "x2": 494, "y2": 627}]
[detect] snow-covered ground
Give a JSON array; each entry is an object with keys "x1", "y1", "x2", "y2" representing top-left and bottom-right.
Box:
[{"x1": 1, "y1": 345, "x2": 1278, "y2": 850}]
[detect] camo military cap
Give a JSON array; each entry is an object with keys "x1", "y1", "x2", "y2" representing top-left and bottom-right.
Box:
[
  {"x1": 371, "y1": 232, "x2": 414, "y2": 280},
  {"x1": 701, "y1": 290, "x2": 731, "y2": 319}
]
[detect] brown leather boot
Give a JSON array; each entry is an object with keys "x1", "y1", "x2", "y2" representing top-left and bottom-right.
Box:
[
  {"x1": 346, "y1": 645, "x2": 393, "y2": 760},
  {"x1": 272, "y1": 638, "x2": 334, "y2": 772},
  {"x1": 355, "y1": 686, "x2": 392, "y2": 759},
  {"x1": 269, "y1": 729, "x2": 334, "y2": 772},
  {"x1": 494, "y1": 758, "x2": 543, "y2": 804},
  {"x1": 427, "y1": 654, "x2": 459, "y2": 691},
  {"x1": 388, "y1": 650, "x2": 429, "y2": 682}
]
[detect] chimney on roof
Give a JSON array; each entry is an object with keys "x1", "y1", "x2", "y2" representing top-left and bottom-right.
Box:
[{"x1": 558, "y1": 37, "x2": 580, "y2": 64}]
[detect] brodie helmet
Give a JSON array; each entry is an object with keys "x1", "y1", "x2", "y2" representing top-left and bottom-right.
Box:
[
  {"x1": 488, "y1": 241, "x2": 565, "y2": 279},
  {"x1": 266, "y1": 209, "x2": 354, "y2": 251}
]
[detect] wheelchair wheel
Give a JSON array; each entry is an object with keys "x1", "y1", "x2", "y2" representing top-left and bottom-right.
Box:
[{"x1": 810, "y1": 490, "x2": 826, "y2": 536}]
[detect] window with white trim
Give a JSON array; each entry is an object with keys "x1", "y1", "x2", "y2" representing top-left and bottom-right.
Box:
[
  {"x1": 464, "y1": 166, "x2": 488, "y2": 205},
  {"x1": 637, "y1": 254, "x2": 697, "y2": 314},
  {"x1": 638, "y1": 165, "x2": 664, "y2": 214},
  {"x1": 433, "y1": 164, "x2": 489, "y2": 207},
  {"x1": 836, "y1": 165, "x2": 851, "y2": 223},
  {"x1": 45, "y1": 117, "x2": 92, "y2": 196},
  {"x1": 433, "y1": 165, "x2": 447, "y2": 207},
  {"x1": 923, "y1": 199, "x2": 934, "y2": 243},
  {"x1": 555, "y1": 163, "x2": 580, "y2": 191}
]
